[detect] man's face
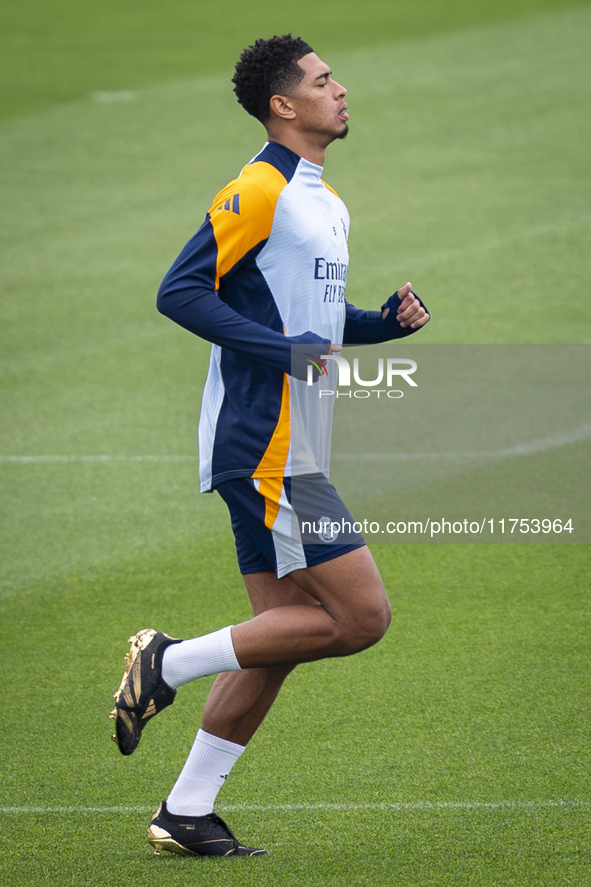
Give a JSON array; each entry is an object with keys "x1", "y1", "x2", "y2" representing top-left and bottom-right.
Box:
[{"x1": 288, "y1": 53, "x2": 348, "y2": 143}]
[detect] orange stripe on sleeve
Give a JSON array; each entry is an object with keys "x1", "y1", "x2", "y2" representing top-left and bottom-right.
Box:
[{"x1": 209, "y1": 161, "x2": 288, "y2": 289}]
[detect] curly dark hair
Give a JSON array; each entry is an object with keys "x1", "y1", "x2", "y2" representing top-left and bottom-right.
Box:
[{"x1": 232, "y1": 34, "x2": 314, "y2": 124}]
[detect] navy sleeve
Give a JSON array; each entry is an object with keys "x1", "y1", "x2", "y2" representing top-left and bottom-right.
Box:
[
  {"x1": 157, "y1": 218, "x2": 330, "y2": 377},
  {"x1": 343, "y1": 291, "x2": 429, "y2": 344}
]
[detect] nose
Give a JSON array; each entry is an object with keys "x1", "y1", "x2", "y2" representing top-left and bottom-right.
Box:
[{"x1": 333, "y1": 79, "x2": 347, "y2": 98}]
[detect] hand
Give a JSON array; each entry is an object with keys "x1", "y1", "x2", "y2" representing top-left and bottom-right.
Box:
[
  {"x1": 382, "y1": 282, "x2": 430, "y2": 329},
  {"x1": 328, "y1": 343, "x2": 342, "y2": 353}
]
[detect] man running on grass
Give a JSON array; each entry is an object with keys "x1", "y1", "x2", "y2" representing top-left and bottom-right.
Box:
[{"x1": 110, "y1": 34, "x2": 429, "y2": 858}]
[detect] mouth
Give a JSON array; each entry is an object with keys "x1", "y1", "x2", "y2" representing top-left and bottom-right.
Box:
[{"x1": 338, "y1": 105, "x2": 349, "y2": 121}]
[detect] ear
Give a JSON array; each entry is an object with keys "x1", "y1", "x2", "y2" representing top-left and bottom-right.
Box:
[{"x1": 269, "y1": 94, "x2": 297, "y2": 121}]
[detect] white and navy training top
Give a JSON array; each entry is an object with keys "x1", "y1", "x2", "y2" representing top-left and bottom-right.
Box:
[{"x1": 157, "y1": 141, "x2": 424, "y2": 493}]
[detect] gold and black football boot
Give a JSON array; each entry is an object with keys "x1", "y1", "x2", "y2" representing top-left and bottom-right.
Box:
[
  {"x1": 110, "y1": 629, "x2": 182, "y2": 756},
  {"x1": 147, "y1": 801, "x2": 268, "y2": 857}
]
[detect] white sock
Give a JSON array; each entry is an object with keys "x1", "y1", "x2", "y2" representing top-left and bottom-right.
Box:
[
  {"x1": 162, "y1": 626, "x2": 241, "y2": 690},
  {"x1": 167, "y1": 729, "x2": 245, "y2": 816}
]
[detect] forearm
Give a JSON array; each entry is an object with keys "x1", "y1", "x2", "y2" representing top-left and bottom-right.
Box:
[
  {"x1": 158, "y1": 284, "x2": 288, "y2": 372},
  {"x1": 157, "y1": 284, "x2": 331, "y2": 376}
]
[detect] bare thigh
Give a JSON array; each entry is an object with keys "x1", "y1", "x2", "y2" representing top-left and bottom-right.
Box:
[
  {"x1": 243, "y1": 569, "x2": 321, "y2": 616},
  {"x1": 231, "y1": 546, "x2": 392, "y2": 667},
  {"x1": 289, "y1": 545, "x2": 392, "y2": 634}
]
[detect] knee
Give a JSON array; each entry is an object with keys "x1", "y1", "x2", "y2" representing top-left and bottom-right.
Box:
[
  {"x1": 338, "y1": 593, "x2": 392, "y2": 655},
  {"x1": 357, "y1": 600, "x2": 391, "y2": 650}
]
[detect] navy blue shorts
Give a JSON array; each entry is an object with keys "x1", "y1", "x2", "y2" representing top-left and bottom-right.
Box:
[{"x1": 216, "y1": 474, "x2": 366, "y2": 579}]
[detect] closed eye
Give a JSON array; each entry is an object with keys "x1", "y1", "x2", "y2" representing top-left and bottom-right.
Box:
[{"x1": 314, "y1": 72, "x2": 331, "y2": 87}]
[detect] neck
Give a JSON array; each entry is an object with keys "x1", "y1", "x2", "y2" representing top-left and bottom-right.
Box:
[{"x1": 264, "y1": 126, "x2": 327, "y2": 167}]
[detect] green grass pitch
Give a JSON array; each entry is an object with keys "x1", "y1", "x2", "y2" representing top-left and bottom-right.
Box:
[{"x1": 1, "y1": 1, "x2": 590, "y2": 885}]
